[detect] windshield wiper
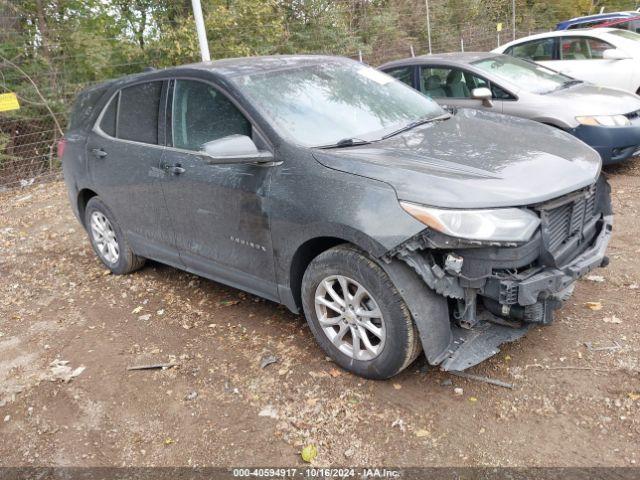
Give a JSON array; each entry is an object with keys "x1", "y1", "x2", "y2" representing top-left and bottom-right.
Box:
[
  {"x1": 381, "y1": 113, "x2": 451, "y2": 140},
  {"x1": 316, "y1": 138, "x2": 372, "y2": 149},
  {"x1": 551, "y1": 79, "x2": 584, "y2": 92}
]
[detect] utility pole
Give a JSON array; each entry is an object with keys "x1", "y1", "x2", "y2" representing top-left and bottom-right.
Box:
[
  {"x1": 425, "y1": 0, "x2": 432, "y2": 54},
  {"x1": 191, "y1": 0, "x2": 211, "y2": 62},
  {"x1": 512, "y1": 0, "x2": 516, "y2": 41}
]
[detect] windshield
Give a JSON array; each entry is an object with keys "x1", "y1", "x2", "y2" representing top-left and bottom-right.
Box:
[
  {"x1": 472, "y1": 55, "x2": 574, "y2": 94},
  {"x1": 610, "y1": 29, "x2": 640, "y2": 42},
  {"x1": 232, "y1": 60, "x2": 444, "y2": 147}
]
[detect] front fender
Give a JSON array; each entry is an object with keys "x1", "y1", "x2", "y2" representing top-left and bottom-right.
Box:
[{"x1": 380, "y1": 257, "x2": 453, "y2": 365}]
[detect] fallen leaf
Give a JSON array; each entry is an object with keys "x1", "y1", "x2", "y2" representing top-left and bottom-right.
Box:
[
  {"x1": 217, "y1": 300, "x2": 240, "y2": 307},
  {"x1": 301, "y1": 444, "x2": 318, "y2": 463},
  {"x1": 393, "y1": 383, "x2": 402, "y2": 390},
  {"x1": 164, "y1": 438, "x2": 174, "y2": 446},
  {"x1": 328, "y1": 368, "x2": 341, "y2": 378},
  {"x1": 603, "y1": 315, "x2": 622, "y2": 324},
  {"x1": 258, "y1": 405, "x2": 279, "y2": 419},
  {"x1": 132, "y1": 306, "x2": 143, "y2": 314},
  {"x1": 415, "y1": 429, "x2": 430, "y2": 438},
  {"x1": 469, "y1": 397, "x2": 478, "y2": 403},
  {"x1": 585, "y1": 302, "x2": 603, "y2": 311},
  {"x1": 628, "y1": 392, "x2": 640, "y2": 401}
]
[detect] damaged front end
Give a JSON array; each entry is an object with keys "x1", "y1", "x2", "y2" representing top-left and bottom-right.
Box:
[{"x1": 382, "y1": 176, "x2": 613, "y2": 371}]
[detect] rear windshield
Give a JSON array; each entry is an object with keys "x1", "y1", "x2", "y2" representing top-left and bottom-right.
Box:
[{"x1": 472, "y1": 56, "x2": 573, "y2": 94}]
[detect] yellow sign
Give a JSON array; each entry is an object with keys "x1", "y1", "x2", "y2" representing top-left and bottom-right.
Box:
[
  {"x1": 497, "y1": 23, "x2": 503, "y2": 32},
  {"x1": 0, "y1": 92, "x2": 20, "y2": 112}
]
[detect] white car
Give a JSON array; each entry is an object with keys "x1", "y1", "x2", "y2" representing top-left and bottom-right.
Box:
[{"x1": 493, "y1": 28, "x2": 640, "y2": 94}]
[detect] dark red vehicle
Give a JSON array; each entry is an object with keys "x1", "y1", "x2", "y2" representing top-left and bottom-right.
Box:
[{"x1": 593, "y1": 15, "x2": 640, "y2": 33}]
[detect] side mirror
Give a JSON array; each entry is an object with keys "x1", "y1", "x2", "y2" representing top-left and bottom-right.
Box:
[
  {"x1": 201, "y1": 135, "x2": 274, "y2": 165},
  {"x1": 603, "y1": 48, "x2": 631, "y2": 61},
  {"x1": 471, "y1": 87, "x2": 494, "y2": 107}
]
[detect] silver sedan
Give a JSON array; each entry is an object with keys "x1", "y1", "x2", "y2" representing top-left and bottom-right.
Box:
[{"x1": 379, "y1": 52, "x2": 640, "y2": 164}]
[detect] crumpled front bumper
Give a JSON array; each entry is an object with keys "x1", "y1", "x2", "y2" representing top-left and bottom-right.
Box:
[
  {"x1": 382, "y1": 177, "x2": 613, "y2": 371},
  {"x1": 437, "y1": 213, "x2": 613, "y2": 372},
  {"x1": 503, "y1": 213, "x2": 613, "y2": 307}
]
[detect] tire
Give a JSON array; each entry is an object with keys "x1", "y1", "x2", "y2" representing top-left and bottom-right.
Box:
[
  {"x1": 84, "y1": 197, "x2": 145, "y2": 275},
  {"x1": 301, "y1": 244, "x2": 421, "y2": 379}
]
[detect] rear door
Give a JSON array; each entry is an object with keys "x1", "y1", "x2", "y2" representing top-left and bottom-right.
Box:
[
  {"x1": 86, "y1": 80, "x2": 178, "y2": 262},
  {"x1": 159, "y1": 78, "x2": 278, "y2": 299},
  {"x1": 417, "y1": 65, "x2": 505, "y2": 113}
]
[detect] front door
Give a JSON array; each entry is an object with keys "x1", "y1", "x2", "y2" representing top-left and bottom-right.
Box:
[
  {"x1": 86, "y1": 80, "x2": 178, "y2": 261},
  {"x1": 160, "y1": 78, "x2": 278, "y2": 299},
  {"x1": 548, "y1": 36, "x2": 633, "y2": 90}
]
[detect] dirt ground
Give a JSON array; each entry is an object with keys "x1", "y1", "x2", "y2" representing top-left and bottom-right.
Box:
[{"x1": 0, "y1": 162, "x2": 639, "y2": 469}]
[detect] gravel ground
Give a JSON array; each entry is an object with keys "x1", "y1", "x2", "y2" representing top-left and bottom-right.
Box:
[{"x1": 0, "y1": 162, "x2": 639, "y2": 468}]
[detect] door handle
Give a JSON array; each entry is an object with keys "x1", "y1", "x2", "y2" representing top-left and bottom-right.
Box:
[
  {"x1": 164, "y1": 164, "x2": 185, "y2": 175},
  {"x1": 90, "y1": 148, "x2": 107, "y2": 159}
]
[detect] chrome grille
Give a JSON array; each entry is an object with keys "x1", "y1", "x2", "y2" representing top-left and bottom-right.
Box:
[{"x1": 541, "y1": 184, "x2": 598, "y2": 255}]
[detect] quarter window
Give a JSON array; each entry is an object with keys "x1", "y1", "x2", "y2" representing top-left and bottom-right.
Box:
[
  {"x1": 117, "y1": 82, "x2": 162, "y2": 144},
  {"x1": 172, "y1": 80, "x2": 251, "y2": 151},
  {"x1": 560, "y1": 37, "x2": 612, "y2": 60},
  {"x1": 99, "y1": 94, "x2": 117, "y2": 137}
]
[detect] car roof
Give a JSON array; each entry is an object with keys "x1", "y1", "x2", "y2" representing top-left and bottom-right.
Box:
[
  {"x1": 101, "y1": 54, "x2": 353, "y2": 88},
  {"x1": 558, "y1": 11, "x2": 638, "y2": 28},
  {"x1": 379, "y1": 52, "x2": 499, "y2": 69}
]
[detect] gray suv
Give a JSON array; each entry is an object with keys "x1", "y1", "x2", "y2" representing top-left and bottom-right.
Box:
[{"x1": 61, "y1": 55, "x2": 613, "y2": 379}]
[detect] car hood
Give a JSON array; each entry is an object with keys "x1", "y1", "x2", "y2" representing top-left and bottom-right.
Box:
[
  {"x1": 313, "y1": 109, "x2": 601, "y2": 209},
  {"x1": 548, "y1": 83, "x2": 640, "y2": 116}
]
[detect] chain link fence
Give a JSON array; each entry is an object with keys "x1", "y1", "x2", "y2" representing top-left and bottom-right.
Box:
[{"x1": 1, "y1": 0, "x2": 639, "y2": 191}]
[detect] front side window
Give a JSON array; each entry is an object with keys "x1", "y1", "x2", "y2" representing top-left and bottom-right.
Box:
[
  {"x1": 232, "y1": 61, "x2": 444, "y2": 147},
  {"x1": 172, "y1": 80, "x2": 251, "y2": 151},
  {"x1": 118, "y1": 82, "x2": 162, "y2": 144},
  {"x1": 420, "y1": 66, "x2": 494, "y2": 99},
  {"x1": 560, "y1": 37, "x2": 612, "y2": 60},
  {"x1": 384, "y1": 67, "x2": 414, "y2": 87},
  {"x1": 509, "y1": 38, "x2": 555, "y2": 61},
  {"x1": 473, "y1": 56, "x2": 572, "y2": 94}
]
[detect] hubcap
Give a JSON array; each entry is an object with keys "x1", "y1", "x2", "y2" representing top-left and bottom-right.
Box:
[
  {"x1": 90, "y1": 211, "x2": 119, "y2": 264},
  {"x1": 314, "y1": 275, "x2": 386, "y2": 361}
]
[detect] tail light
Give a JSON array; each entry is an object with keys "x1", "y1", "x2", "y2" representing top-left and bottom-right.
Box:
[{"x1": 57, "y1": 137, "x2": 67, "y2": 159}]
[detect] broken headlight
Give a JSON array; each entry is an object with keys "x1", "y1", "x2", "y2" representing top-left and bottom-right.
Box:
[{"x1": 399, "y1": 202, "x2": 540, "y2": 243}]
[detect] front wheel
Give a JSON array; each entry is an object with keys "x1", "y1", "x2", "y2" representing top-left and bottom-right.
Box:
[{"x1": 301, "y1": 245, "x2": 421, "y2": 379}]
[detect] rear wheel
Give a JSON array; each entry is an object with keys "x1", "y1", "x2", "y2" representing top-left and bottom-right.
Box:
[
  {"x1": 84, "y1": 197, "x2": 145, "y2": 275},
  {"x1": 301, "y1": 245, "x2": 421, "y2": 379}
]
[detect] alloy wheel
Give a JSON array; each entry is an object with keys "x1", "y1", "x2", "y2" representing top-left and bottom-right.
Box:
[
  {"x1": 90, "y1": 211, "x2": 120, "y2": 264},
  {"x1": 314, "y1": 275, "x2": 386, "y2": 360}
]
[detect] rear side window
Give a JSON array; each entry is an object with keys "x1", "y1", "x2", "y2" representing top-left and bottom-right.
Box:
[
  {"x1": 118, "y1": 82, "x2": 162, "y2": 144},
  {"x1": 99, "y1": 94, "x2": 117, "y2": 137},
  {"x1": 171, "y1": 79, "x2": 251, "y2": 151}
]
